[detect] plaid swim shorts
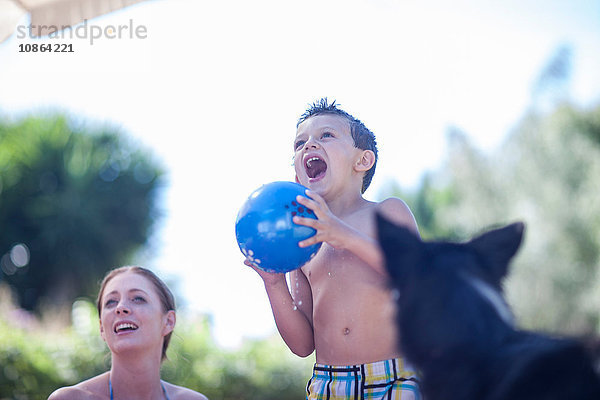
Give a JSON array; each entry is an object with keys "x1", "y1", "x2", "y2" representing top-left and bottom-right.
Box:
[{"x1": 306, "y1": 358, "x2": 421, "y2": 400}]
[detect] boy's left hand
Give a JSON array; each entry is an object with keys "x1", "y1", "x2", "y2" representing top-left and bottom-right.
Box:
[{"x1": 293, "y1": 190, "x2": 352, "y2": 249}]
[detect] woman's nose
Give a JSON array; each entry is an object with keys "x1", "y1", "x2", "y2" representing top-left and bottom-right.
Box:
[{"x1": 116, "y1": 303, "x2": 130, "y2": 314}]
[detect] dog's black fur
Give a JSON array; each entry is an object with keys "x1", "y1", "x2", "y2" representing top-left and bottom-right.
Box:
[{"x1": 377, "y1": 215, "x2": 600, "y2": 400}]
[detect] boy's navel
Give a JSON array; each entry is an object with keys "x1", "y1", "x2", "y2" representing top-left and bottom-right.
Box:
[{"x1": 343, "y1": 327, "x2": 351, "y2": 335}]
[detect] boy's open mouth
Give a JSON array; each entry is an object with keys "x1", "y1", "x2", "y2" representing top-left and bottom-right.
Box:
[{"x1": 305, "y1": 156, "x2": 327, "y2": 179}]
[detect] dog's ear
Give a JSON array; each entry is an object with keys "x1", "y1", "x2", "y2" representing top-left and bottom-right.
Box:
[
  {"x1": 468, "y1": 222, "x2": 525, "y2": 283},
  {"x1": 376, "y1": 213, "x2": 422, "y2": 282}
]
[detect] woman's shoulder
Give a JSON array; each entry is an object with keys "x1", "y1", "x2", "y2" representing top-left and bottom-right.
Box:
[
  {"x1": 163, "y1": 381, "x2": 209, "y2": 400},
  {"x1": 47, "y1": 373, "x2": 108, "y2": 400}
]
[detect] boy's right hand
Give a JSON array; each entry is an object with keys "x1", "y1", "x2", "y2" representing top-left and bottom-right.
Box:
[
  {"x1": 244, "y1": 259, "x2": 287, "y2": 286},
  {"x1": 293, "y1": 190, "x2": 354, "y2": 250}
]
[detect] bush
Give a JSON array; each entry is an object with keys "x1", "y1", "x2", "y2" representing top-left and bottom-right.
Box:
[{"x1": 0, "y1": 289, "x2": 313, "y2": 400}]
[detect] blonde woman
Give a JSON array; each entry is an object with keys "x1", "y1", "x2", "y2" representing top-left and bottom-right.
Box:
[{"x1": 49, "y1": 266, "x2": 208, "y2": 400}]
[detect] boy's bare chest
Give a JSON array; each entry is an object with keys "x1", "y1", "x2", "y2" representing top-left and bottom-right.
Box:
[
  {"x1": 302, "y1": 243, "x2": 379, "y2": 288},
  {"x1": 301, "y1": 205, "x2": 380, "y2": 284},
  {"x1": 304, "y1": 244, "x2": 351, "y2": 278}
]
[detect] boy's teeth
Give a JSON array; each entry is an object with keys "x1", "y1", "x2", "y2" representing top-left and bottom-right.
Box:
[
  {"x1": 305, "y1": 157, "x2": 327, "y2": 179},
  {"x1": 307, "y1": 157, "x2": 320, "y2": 167}
]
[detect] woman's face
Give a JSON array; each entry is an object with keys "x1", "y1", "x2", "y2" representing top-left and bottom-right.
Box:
[{"x1": 99, "y1": 271, "x2": 175, "y2": 360}]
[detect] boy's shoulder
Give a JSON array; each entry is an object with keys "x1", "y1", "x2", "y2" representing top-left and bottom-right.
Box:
[{"x1": 375, "y1": 197, "x2": 418, "y2": 233}]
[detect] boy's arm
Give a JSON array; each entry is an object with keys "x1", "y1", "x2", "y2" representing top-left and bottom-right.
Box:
[
  {"x1": 246, "y1": 261, "x2": 315, "y2": 357},
  {"x1": 294, "y1": 192, "x2": 418, "y2": 275}
]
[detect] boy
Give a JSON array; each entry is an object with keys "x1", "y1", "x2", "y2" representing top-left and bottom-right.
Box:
[{"x1": 248, "y1": 99, "x2": 421, "y2": 399}]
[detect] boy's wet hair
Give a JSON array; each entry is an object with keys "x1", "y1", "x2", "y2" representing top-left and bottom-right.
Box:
[{"x1": 297, "y1": 98, "x2": 378, "y2": 193}]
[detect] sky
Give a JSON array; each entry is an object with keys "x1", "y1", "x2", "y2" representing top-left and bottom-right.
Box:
[{"x1": 1, "y1": 0, "x2": 599, "y2": 348}]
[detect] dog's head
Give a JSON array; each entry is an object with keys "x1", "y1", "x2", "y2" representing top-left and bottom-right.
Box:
[{"x1": 377, "y1": 214, "x2": 524, "y2": 365}]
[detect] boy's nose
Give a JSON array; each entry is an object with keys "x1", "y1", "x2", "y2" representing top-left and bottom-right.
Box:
[{"x1": 304, "y1": 136, "x2": 319, "y2": 150}]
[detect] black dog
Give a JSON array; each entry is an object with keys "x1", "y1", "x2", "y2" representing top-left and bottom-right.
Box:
[{"x1": 377, "y1": 215, "x2": 600, "y2": 400}]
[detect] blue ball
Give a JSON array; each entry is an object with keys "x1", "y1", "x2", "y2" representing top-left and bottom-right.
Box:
[{"x1": 235, "y1": 181, "x2": 322, "y2": 273}]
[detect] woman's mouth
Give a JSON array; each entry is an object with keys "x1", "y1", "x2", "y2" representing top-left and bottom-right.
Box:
[{"x1": 114, "y1": 322, "x2": 139, "y2": 334}]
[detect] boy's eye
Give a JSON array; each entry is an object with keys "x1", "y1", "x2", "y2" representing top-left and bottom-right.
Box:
[
  {"x1": 133, "y1": 296, "x2": 146, "y2": 303},
  {"x1": 322, "y1": 132, "x2": 333, "y2": 138},
  {"x1": 294, "y1": 140, "x2": 305, "y2": 150}
]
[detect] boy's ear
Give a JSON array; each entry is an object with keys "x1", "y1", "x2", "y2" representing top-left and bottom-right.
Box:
[
  {"x1": 468, "y1": 222, "x2": 524, "y2": 283},
  {"x1": 354, "y1": 150, "x2": 376, "y2": 172},
  {"x1": 376, "y1": 213, "x2": 421, "y2": 283}
]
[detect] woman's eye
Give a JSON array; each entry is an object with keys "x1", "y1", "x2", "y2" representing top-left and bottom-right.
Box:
[{"x1": 105, "y1": 299, "x2": 117, "y2": 307}]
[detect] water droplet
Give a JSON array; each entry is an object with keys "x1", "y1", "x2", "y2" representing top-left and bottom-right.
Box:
[
  {"x1": 293, "y1": 305, "x2": 298, "y2": 311},
  {"x1": 298, "y1": 300, "x2": 303, "y2": 306}
]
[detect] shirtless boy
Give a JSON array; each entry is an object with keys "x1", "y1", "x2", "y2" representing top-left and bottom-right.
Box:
[{"x1": 248, "y1": 99, "x2": 422, "y2": 399}]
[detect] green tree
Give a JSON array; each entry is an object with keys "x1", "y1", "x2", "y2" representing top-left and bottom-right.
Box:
[
  {"x1": 378, "y1": 172, "x2": 458, "y2": 241},
  {"x1": 384, "y1": 103, "x2": 600, "y2": 334},
  {"x1": 162, "y1": 316, "x2": 313, "y2": 400},
  {"x1": 381, "y1": 44, "x2": 600, "y2": 334},
  {"x1": 0, "y1": 114, "x2": 164, "y2": 311}
]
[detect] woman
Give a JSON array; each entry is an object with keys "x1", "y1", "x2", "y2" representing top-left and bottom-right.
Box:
[{"x1": 48, "y1": 266, "x2": 208, "y2": 400}]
